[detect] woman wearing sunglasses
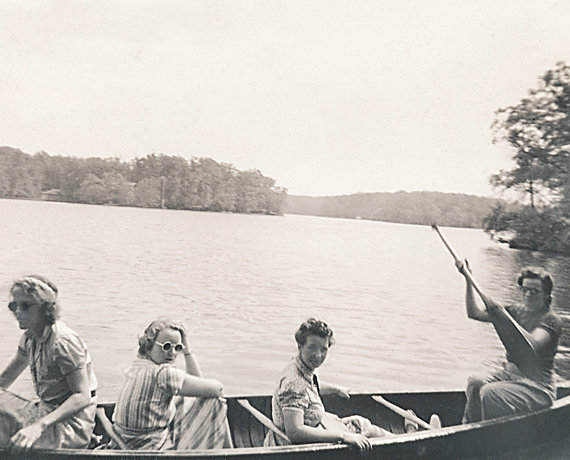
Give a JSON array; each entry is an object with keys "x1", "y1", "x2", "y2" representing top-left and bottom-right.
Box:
[
  {"x1": 0, "y1": 276, "x2": 98, "y2": 450},
  {"x1": 456, "y1": 263, "x2": 562, "y2": 423},
  {"x1": 110, "y1": 318, "x2": 232, "y2": 450}
]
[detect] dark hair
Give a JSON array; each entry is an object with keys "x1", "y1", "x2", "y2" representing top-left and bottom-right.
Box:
[
  {"x1": 294, "y1": 318, "x2": 335, "y2": 347},
  {"x1": 9, "y1": 275, "x2": 60, "y2": 325},
  {"x1": 517, "y1": 266, "x2": 553, "y2": 306},
  {"x1": 138, "y1": 318, "x2": 183, "y2": 358}
]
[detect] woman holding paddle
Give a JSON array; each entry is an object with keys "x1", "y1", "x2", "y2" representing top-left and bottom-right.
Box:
[
  {"x1": 0, "y1": 276, "x2": 98, "y2": 450},
  {"x1": 456, "y1": 262, "x2": 562, "y2": 423},
  {"x1": 432, "y1": 224, "x2": 562, "y2": 422}
]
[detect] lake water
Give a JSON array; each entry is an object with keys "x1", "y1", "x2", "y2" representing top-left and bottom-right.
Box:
[{"x1": 1, "y1": 198, "x2": 569, "y2": 402}]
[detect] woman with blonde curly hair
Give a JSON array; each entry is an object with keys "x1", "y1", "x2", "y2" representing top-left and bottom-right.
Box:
[
  {"x1": 109, "y1": 318, "x2": 232, "y2": 450},
  {"x1": 0, "y1": 275, "x2": 98, "y2": 450}
]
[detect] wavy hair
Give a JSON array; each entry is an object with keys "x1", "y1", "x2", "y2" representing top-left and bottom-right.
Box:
[
  {"x1": 517, "y1": 266, "x2": 554, "y2": 307},
  {"x1": 294, "y1": 317, "x2": 335, "y2": 347},
  {"x1": 9, "y1": 275, "x2": 60, "y2": 325},
  {"x1": 138, "y1": 318, "x2": 184, "y2": 358}
]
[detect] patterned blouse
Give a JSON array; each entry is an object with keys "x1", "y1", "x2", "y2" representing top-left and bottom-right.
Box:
[
  {"x1": 17, "y1": 320, "x2": 98, "y2": 448},
  {"x1": 113, "y1": 358, "x2": 187, "y2": 431},
  {"x1": 19, "y1": 320, "x2": 98, "y2": 406},
  {"x1": 264, "y1": 356, "x2": 325, "y2": 446}
]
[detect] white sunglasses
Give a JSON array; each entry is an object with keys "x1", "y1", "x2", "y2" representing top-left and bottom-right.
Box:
[{"x1": 154, "y1": 340, "x2": 184, "y2": 353}]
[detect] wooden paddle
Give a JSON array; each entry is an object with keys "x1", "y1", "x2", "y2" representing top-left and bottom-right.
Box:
[
  {"x1": 237, "y1": 399, "x2": 290, "y2": 443},
  {"x1": 431, "y1": 223, "x2": 487, "y2": 297},
  {"x1": 431, "y1": 223, "x2": 536, "y2": 371},
  {"x1": 372, "y1": 395, "x2": 434, "y2": 430}
]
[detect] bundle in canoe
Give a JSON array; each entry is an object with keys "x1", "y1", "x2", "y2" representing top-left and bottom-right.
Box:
[{"x1": 2, "y1": 384, "x2": 570, "y2": 459}]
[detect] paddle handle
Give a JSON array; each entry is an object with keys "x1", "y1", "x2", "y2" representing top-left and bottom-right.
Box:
[
  {"x1": 372, "y1": 395, "x2": 433, "y2": 430},
  {"x1": 431, "y1": 224, "x2": 486, "y2": 298}
]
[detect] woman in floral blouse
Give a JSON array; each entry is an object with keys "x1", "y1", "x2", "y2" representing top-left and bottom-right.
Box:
[{"x1": 264, "y1": 318, "x2": 393, "y2": 450}]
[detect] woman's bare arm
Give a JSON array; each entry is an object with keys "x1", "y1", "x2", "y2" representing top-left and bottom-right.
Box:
[
  {"x1": 0, "y1": 350, "x2": 28, "y2": 389},
  {"x1": 11, "y1": 367, "x2": 92, "y2": 449},
  {"x1": 282, "y1": 408, "x2": 370, "y2": 449}
]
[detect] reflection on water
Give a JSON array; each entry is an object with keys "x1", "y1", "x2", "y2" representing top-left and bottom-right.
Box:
[{"x1": 0, "y1": 198, "x2": 569, "y2": 401}]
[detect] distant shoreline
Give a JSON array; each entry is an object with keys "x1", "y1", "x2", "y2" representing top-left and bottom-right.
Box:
[{"x1": 1, "y1": 195, "x2": 489, "y2": 230}]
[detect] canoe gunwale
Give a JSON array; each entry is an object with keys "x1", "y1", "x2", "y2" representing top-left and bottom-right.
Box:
[{"x1": 2, "y1": 389, "x2": 570, "y2": 458}]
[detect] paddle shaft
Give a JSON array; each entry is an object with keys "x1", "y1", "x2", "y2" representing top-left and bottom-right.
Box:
[
  {"x1": 372, "y1": 395, "x2": 433, "y2": 430},
  {"x1": 237, "y1": 399, "x2": 290, "y2": 443},
  {"x1": 431, "y1": 224, "x2": 486, "y2": 298},
  {"x1": 431, "y1": 223, "x2": 536, "y2": 368}
]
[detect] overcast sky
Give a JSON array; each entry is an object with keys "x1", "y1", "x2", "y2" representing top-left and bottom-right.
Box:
[{"x1": 1, "y1": 1, "x2": 568, "y2": 196}]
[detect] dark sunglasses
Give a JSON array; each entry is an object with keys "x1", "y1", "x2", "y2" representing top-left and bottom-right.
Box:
[
  {"x1": 8, "y1": 301, "x2": 34, "y2": 312},
  {"x1": 154, "y1": 340, "x2": 184, "y2": 353},
  {"x1": 520, "y1": 286, "x2": 541, "y2": 296}
]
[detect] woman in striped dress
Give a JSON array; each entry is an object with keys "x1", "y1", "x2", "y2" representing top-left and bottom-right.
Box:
[{"x1": 110, "y1": 318, "x2": 232, "y2": 450}]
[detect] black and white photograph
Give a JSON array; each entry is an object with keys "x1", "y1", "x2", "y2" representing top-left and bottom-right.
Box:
[{"x1": 0, "y1": 1, "x2": 569, "y2": 458}]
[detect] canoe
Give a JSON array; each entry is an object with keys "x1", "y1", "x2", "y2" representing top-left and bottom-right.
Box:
[{"x1": 2, "y1": 384, "x2": 570, "y2": 459}]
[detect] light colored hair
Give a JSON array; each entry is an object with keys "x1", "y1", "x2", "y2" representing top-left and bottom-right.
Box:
[
  {"x1": 138, "y1": 318, "x2": 183, "y2": 358},
  {"x1": 9, "y1": 275, "x2": 60, "y2": 325}
]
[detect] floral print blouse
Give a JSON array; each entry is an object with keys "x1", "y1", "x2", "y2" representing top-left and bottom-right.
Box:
[{"x1": 264, "y1": 356, "x2": 324, "y2": 446}]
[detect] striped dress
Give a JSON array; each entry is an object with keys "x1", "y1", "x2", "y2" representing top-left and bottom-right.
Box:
[{"x1": 111, "y1": 358, "x2": 227, "y2": 450}]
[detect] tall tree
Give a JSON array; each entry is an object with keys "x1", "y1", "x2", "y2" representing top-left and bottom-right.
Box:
[
  {"x1": 492, "y1": 61, "x2": 570, "y2": 207},
  {"x1": 487, "y1": 61, "x2": 570, "y2": 253}
]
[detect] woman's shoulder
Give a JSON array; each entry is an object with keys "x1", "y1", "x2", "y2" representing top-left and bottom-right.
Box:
[
  {"x1": 50, "y1": 321, "x2": 87, "y2": 353},
  {"x1": 126, "y1": 357, "x2": 159, "y2": 373},
  {"x1": 51, "y1": 321, "x2": 83, "y2": 343},
  {"x1": 129, "y1": 360, "x2": 185, "y2": 379},
  {"x1": 278, "y1": 358, "x2": 299, "y2": 380},
  {"x1": 540, "y1": 309, "x2": 563, "y2": 333},
  {"x1": 277, "y1": 359, "x2": 309, "y2": 392},
  {"x1": 156, "y1": 363, "x2": 186, "y2": 379}
]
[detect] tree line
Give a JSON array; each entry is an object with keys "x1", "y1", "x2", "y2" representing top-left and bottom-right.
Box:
[
  {"x1": 284, "y1": 191, "x2": 498, "y2": 228},
  {"x1": 484, "y1": 61, "x2": 570, "y2": 254},
  {"x1": 0, "y1": 147, "x2": 286, "y2": 215}
]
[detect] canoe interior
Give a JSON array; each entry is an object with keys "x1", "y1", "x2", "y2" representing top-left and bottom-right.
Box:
[
  {"x1": 2, "y1": 385, "x2": 570, "y2": 458},
  {"x1": 93, "y1": 384, "x2": 570, "y2": 449},
  {"x1": 224, "y1": 390, "x2": 467, "y2": 448},
  {"x1": 89, "y1": 390, "x2": 468, "y2": 449}
]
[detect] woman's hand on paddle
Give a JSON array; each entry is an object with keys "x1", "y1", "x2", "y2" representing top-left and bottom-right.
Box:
[
  {"x1": 341, "y1": 432, "x2": 372, "y2": 450},
  {"x1": 10, "y1": 421, "x2": 45, "y2": 450},
  {"x1": 480, "y1": 294, "x2": 501, "y2": 314},
  {"x1": 455, "y1": 258, "x2": 471, "y2": 277}
]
